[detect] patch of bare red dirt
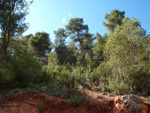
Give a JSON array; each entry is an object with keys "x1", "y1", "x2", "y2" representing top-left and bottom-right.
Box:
[{"x1": 0, "y1": 90, "x2": 150, "y2": 113}]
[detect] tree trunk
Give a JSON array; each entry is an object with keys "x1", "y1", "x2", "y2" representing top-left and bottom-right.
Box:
[
  {"x1": 72, "y1": 76, "x2": 75, "y2": 88},
  {"x1": 2, "y1": 31, "x2": 9, "y2": 61}
]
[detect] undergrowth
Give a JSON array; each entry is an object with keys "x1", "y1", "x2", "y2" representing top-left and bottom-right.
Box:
[{"x1": 37, "y1": 101, "x2": 45, "y2": 113}]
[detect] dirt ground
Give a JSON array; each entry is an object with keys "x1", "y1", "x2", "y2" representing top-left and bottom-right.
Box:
[{"x1": 0, "y1": 90, "x2": 150, "y2": 113}]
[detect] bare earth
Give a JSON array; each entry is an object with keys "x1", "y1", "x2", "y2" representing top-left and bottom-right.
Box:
[{"x1": 0, "y1": 90, "x2": 150, "y2": 113}]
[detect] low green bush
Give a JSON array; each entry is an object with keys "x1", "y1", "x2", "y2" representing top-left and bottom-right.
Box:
[
  {"x1": 69, "y1": 91, "x2": 81, "y2": 106},
  {"x1": 37, "y1": 101, "x2": 45, "y2": 113},
  {"x1": 107, "y1": 76, "x2": 132, "y2": 94}
]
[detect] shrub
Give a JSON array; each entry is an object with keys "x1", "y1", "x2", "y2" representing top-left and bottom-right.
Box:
[
  {"x1": 76, "y1": 56, "x2": 87, "y2": 67},
  {"x1": 107, "y1": 76, "x2": 132, "y2": 94},
  {"x1": 37, "y1": 101, "x2": 45, "y2": 113},
  {"x1": 69, "y1": 91, "x2": 81, "y2": 106},
  {"x1": 101, "y1": 84, "x2": 109, "y2": 92},
  {"x1": 0, "y1": 61, "x2": 13, "y2": 89},
  {"x1": 11, "y1": 54, "x2": 42, "y2": 88},
  {"x1": 95, "y1": 62, "x2": 111, "y2": 88},
  {"x1": 131, "y1": 69, "x2": 150, "y2": 95}
]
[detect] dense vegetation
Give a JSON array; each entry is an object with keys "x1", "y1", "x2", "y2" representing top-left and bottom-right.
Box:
[{"x1": 0, "y1": 0, "x2": 150, "y2": 96}]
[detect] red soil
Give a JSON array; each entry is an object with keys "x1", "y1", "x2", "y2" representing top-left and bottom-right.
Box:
[{"x1": 0, "y1": 90, "x2": 149, "y2": 113}]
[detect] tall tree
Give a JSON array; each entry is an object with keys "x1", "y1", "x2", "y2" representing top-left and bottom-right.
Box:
[
  {"x1": 103, "y1": 9, "x2": 125, "y2": 32},
  {"x1": 82, "y1": 32, "x2": 94, "y2": 50},
  {"x1": 13, "y1": 37, "x2": 34, "y2": 56},
  {"x1": 105, "y1": 17, "x2": 148, "y2": 93},
  {"x1": 22, "y1": 34, "x2": 33, "y2": 40},
  {"x1": 93, "y1": 32, "x2": 107, "y2": 61},
  {"x1": 54, "y1": 28, "x2": 67, "y2": 64},
  {"x1": 54, "y1": 28, "x2": 67, "y2": 47},
  {"x1": 54, "y1": 28, "x2": 76, "y2": 64},
  {"x1": 67, "y1": 40, "x2": 77, "y2": 52},
  {"x1": 31, "y1": 32, "x2": 52, "y2": 57},
  {"x1": 0, "y1": 0, "x2": 32, "y2": 55},
  {"x1": 66, "y1": 18, "x2": 88, "y2": 50}
]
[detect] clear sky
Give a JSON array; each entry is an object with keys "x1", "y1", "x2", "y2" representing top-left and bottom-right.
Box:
[{"x1": 24, "y1": 0, "x2": 150, "y2": 43}]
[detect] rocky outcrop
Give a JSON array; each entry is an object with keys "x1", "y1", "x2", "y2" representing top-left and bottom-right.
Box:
[
  {"x1": 75, "y1": 49, "x2": 93, "y2": 57},
  {"x1": 114, "y1": 94, "x2": 148, "y2": 113}
]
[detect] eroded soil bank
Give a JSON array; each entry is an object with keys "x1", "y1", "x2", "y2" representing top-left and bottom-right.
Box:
[{"x1": 0, "y1": 90, "x2": 150, "y2": 113}]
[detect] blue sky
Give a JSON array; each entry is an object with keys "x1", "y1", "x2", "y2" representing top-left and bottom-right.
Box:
[{"x1": 24, "y1": 0, "x2": 150, "y2": 43}]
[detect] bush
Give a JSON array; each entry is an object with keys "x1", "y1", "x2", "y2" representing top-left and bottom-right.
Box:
[
  {"x1": 37, "y1": 101, "x2": 45, "y2": 113},
  {"x1": 45, "y1": 54, "x2": 74, "y2": 88},
  {"x1": 101, "y1": 84, "x2": 109, "y2": 92},
  {"x1": 11, "y1": 54, "x2": 42, "y2": 88},
  {"x1": 0, "y1": 61, "x2": 13, "y2": 89},
  {"x1": 107, "y1": 76, "x2": 132, "y2": 94},
  {"x1": 39, "y1": 66, "x2": 53, "y2": 84},
  {"x1": 58, "y1": 65, "x2": 73, "y2": 88},
  {"x1": 69, "y1": 91, "x2": 81, "y2": 106},
  {"x1": 76, "y1": 56, "x2": 87, "y2": 67},
  {"x1": 95, "y1": 62, "x2": 111, "y2": 87},
  {"x1": 131, "y1": 69, "x2": 150, "y2": 95}
]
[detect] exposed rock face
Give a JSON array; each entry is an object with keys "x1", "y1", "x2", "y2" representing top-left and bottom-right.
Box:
[
  {"x1": 114, "y1": 94, "x2": 148, "y2": 113},
  {"x1": 75, "y1": 49, "x2": 93, "y2": 57}
]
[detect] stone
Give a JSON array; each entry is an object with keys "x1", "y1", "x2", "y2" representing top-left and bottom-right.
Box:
[{"x1": 114, "y1": 94, "x2": 148, "y2": 113}]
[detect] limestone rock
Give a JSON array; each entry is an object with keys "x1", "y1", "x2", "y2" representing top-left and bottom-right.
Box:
[{"x1": 114, "y1": 94, "x2": 148, "y2": 113}]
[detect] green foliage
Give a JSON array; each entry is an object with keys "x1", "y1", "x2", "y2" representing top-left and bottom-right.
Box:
[
  {"x1": 89, "y1": 57, "x2": 99, "y2": 70},
  {"x1": 66, "y1": 18, "x2": 88, "y2": 39},
  {"x1": 69, "y1": 91, "x2": 81, "y2": 106},
  {"x1": 11, "y1": 54, "x2": 42, "y2": 88},
  {"x1": 0, "y1": 0, "x2": 32, "y2": 54},
  {"x1": 0, "y1": 52, "x2": 42, "y2": 89},
  {"x1": 22, "y1": 34, "x2": 34, "y2": 40},
  {"x1": 103, "y1": 9, "x2": 125, "y2": 32},
  {"x1": 104, "y1": 17, "x2": 149, "y2": 94},
  {"x1": 96, "y1": 62, "x2": 111, "y2": 80},
  {"x1": 73, "y1": 54, "x2": 100, "y2": 88},
  {"x1": 81, "y1": 32, "x2": 94, "y2": 50},
  {"x1": 57, "y1": 65, "x2": 73, "y2": 88},
  {"x1": 0, "y1": 61, "x2": 13, "y2": 87},
  {"x1": 54, "y1": 28, "x2": 67, "y2": 46},
  {"x1": 13, "y1": 38, "x2": 34, "y2": 56},
  {"x1": 0, "y1": 36, "x2": 42, "y2": 89},
  {"x1": 66, "y1": 18, "x2": 93, "y2": 50},
  {"x1": 31, "y1": 32, "x2": 52, "y2": 57},
  {"x1": 85, "y1": 68, "x2": 96, "y2": 87},
  {"x1": 44, "y1": 53, "x2": 74, "y2": 88},
  {"x1": 1, "y1": 7, "x2": 150, "y2": 97},
  {"x1": 93, "y1": 32, "x2": 107, "y2": 61},
  {"x1": 76, "y1": 56, "x2": 87, "y2": 67},
  {"x1": 54, "y1": 28, "x2": 76, "y2": 64},
  {"x1": 37, "y1": 101, "x2": 45, "y2": 113},
  {"x1": 130, "y1": 68, "x2": 150, "y2": 95},
  {"x1": 68, "y1": 40, "x2": 77, "y2": 51},
  {"x1": 107, "y1": 76, "x2": 132, "y2": 94}
]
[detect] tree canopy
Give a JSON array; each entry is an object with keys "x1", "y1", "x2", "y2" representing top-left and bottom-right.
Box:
[
  {"x1": 103, "y1": 9, "x2": 125, "y2": 32},
  {"x1": 66, "y1": 18, "x2": 89, "y2": 50},
  {"x1": 0, "y1": 7, "x2": 150, "y2": 96},
  {"x1": 31, "y1": 32, "x2": 52, "y2": 57},
  {"x1": 0, "y1": 0, "x2": 32, "y2": 55}
]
